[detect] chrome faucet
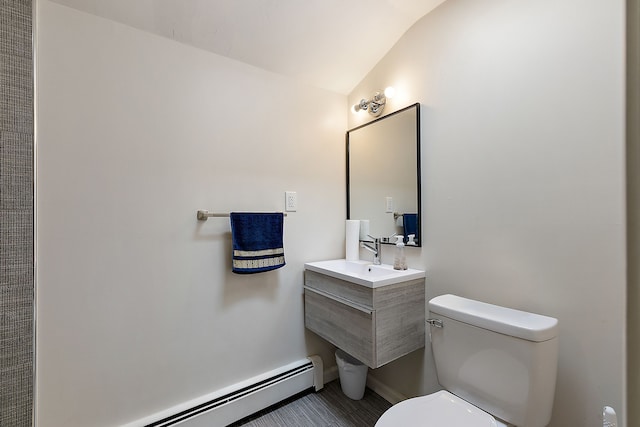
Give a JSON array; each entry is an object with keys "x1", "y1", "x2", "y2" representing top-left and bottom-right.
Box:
[{"x1": 361, "y1": 235, "x2": 381, "y2": 265}]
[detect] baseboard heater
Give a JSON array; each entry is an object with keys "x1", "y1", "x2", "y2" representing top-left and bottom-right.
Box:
[{"x1": 123, "y1": 356, "x2": 323, "y2": 427}]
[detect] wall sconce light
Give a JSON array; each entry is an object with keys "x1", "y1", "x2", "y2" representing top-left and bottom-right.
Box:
[{"x1": 352, "y1": 87, "x2": 396, "y2": 117}]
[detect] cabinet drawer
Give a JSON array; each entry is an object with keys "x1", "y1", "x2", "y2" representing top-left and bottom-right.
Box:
[
  {"x1": 304, "y1": 287, "x2": 374, "y2": 366},
  {"x1": 304, "y1": 270, "x2": 373, "y2": 309}
]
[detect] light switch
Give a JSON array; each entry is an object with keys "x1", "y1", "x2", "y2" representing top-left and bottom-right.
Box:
[{"x1": 385, "y1": 196, "x2": 393, "y2": 213}]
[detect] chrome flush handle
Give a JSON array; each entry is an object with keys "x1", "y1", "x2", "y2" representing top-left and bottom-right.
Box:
[{"x1": 426, "y1": 318, "x2": 443, "y2": 328}]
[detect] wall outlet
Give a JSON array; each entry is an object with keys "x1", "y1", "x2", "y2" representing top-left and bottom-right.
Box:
[{"x1": 285, "y1": 191, "x2": 297, "y2": 211}]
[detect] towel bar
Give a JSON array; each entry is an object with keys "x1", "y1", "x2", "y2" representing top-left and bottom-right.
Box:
[{"x1": 197, "y1": 210, "x2": 288, "y2": 221}]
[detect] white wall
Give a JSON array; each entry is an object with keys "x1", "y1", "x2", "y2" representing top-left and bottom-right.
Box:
[
  {"x1": 35, "y1": 2, "x2": 344, "y2": 426},
  {"x1": 350, "y1": 1, "x2": 626, "y2": 426},
  {"x1": 627, "y1": 0, "x2": 640, "y2": 425}
]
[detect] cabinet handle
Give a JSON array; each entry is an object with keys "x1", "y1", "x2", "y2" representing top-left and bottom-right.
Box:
[{"x1": 304, "y1": 286, "x2": 373, "y2": 315}]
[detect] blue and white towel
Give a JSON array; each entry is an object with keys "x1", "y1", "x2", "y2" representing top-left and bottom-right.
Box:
[
  {"x1": 229, "y1": 212, "x2": 285, "y2": 274},
  {"x1": 403, "y1": 213, "x2": 418, "y2": 243}
]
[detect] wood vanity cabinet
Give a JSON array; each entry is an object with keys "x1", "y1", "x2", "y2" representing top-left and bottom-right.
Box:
[{"x1": 303, "y1": 270, "x2": 425, "y2": 369}]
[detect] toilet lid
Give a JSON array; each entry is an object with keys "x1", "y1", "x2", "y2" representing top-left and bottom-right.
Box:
[{"x1": 375, "y1": 390, "x2": 498, "y2": 427}]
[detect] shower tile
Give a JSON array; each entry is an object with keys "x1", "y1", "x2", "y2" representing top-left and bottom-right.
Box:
[
  {"x1": 0, "y1": 131, "x2": 33, "y2": 210},
  {"x1": 1, "y1": 1, "x2": 33, "y2": 425},
  {"x1": 0, "y1": 283, "x2": 33, "y2": 425},
  {"x1": 0, "y1": 320, "x2": 32, "y2": 368},
  {"x1": 0, "y1": 53, "x2": 33, "y2": 134},
  {"x1": 0, "y1": 210, "x2": 33, "y2": 287},
  {"x1": 0, "y1": 284, "x2": 32, "y2": 339},
  {"x1": 0, "y1": 358, "x2": 33, "y2": 426},
  {"x1": 0, "y1": 0, "x2": 32, "y2": 59}
]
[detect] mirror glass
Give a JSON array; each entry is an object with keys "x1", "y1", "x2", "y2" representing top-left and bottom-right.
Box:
[{"x1": 347, "y1": 103, "x2": 421, "y2": 246}]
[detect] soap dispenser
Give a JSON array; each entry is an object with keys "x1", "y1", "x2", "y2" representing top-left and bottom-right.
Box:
[{"x1": 393, "y1": 235, "x2": 407, "y2": 270}]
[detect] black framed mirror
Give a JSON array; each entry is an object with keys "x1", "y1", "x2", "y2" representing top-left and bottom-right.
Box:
[{"x1": 347, "y1": 103, "x2": 421, "y2": 246}]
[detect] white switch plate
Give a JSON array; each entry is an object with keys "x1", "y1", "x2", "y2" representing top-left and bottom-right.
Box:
[
  {"x1": 385, "y1": 196, "x2": 393, "y2": 213},
  {"x1": 285, "y1": 191, "x2": 297, "y2": 211}
]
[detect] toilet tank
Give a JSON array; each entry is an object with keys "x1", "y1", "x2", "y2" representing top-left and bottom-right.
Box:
[{"x1": 429, "y1": 295, "x2": 559, "y2": 427}]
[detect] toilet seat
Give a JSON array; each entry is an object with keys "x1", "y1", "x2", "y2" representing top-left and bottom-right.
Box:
[{"x1": 375, "y1": 390, "x2": 499, "y2": 427}]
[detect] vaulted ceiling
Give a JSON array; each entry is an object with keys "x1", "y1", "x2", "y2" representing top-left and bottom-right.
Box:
[{"x1": 49, "y1": 0, "x2": 446, "y2": 94}]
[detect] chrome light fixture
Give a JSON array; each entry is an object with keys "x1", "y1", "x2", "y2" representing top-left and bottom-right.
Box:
[{"x1": 352, "y1": 87, "x2": 396, "y2": 117}]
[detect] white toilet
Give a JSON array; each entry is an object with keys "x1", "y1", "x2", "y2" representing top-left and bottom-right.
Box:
[{"x1": 376, "y1": 294, "x2": 559, "y2": 427}]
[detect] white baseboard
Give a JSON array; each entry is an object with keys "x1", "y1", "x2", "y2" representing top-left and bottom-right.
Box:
[
  {"x1": 325, "y1": 365, "x2": 407, "y2": 405},
  {"x1": 365, "y1": 375, "x2": 407, "y2": 405},
  {"x1": 323, "y1": 365, "x2": 339, "y2": 383}
]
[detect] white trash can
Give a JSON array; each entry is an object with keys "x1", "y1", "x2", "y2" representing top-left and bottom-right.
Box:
[{"x1": 335, "y1": 349, "x2": 368, "y2": 400}]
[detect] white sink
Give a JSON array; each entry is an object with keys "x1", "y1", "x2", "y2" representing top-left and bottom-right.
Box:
[{"x1": 304, "y1": 259, "x2": 425, "y2": 288}]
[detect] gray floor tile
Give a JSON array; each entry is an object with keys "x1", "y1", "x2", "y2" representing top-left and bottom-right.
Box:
[{"x1": 231, "y1": 380, "x2": 391, "y2": 427}]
